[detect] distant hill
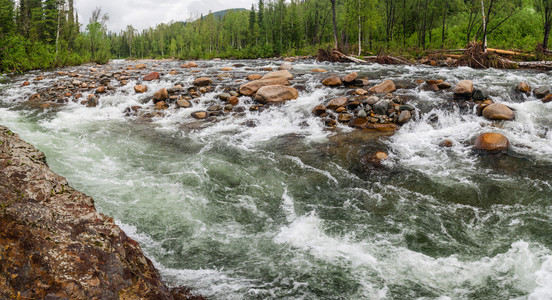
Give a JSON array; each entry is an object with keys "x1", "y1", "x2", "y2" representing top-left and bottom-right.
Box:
[{"x1": 210, "y1": 8, "x2": 247, "y2": 19}]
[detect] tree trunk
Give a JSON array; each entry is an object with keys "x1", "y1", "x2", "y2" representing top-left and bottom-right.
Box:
[
  {"x1": 441, "y1": 0, "x2": 447, "y2": 48},
  {"x1": 481, "y1": 0, "x2": 487, "y2": 52},
  {"x1": 330, "y1": 0, "x2": 339, "y2": 49}
]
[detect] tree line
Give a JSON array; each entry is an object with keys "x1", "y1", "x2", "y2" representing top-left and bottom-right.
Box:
[{"x1": 1, "y1": 0, "x2": 552, "y2": 73}]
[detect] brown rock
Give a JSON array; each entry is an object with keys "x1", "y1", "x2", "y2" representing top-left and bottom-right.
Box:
[
  {"x1": 482, "y1": 103, "x2": 515, "y2": 121},
  {"x1": 135, "y1": 63, "x2": 147, "y2": 69},
  {"x1": 247, "y1": 74, "x2": 263, "y2": 81},
  {"x1": 143, "y1": 72, "x2": 160, "y2": 81},
  {"x1": 437, "y1": 82, "x2": 452, "y2": 90},
  {"x1": 221, "y1": 67, "x2": 233, "y2": 71},
  {"x1": 181, "y1": 62, "x2": 198, "y2": 68},
  {"x1": 134, "y1": 85, "x2": 148, "y2": 93},
  {"x1": 327, "y1": 97, "x2": 348, "y2": 110},
  {"x1": 335, "y1": 107, "x2": 347, "y2": 113},
  {"x1": 439, "y1": 139, "x2": 454, "y2": 148},
  {"x1": 543, "y1": 94, "x2": 552, "y2": 103},
  {"x1": 312, "y1": 104, "x2": 327, "y2": 116},
  {"x1": 153, "y1": 88, "x2": 169, "y2": 102},
  {"x1": 367, "y1": 151, "x2": 389, "y2": 166},
  {"x1": 254, "y1": 85, "x2": 299, "y2": 104},
  {"x1": 342, "y1": 72, "x2": 358, "y2": 84},
  {"x1": 355, "y1": 89, "x2": 367, "y2": 95},
  {"x1": 338, "y1": 113, "x2": 354, "y2": 123},
  {"x1": 155, "y1": 101, "x2": 168, "y2": 110},
  {"x1": 349, "y1": 118, "x2": 368, "y2": 128},
  {"x1": 474, "y1": 133, "x2": 509, "y2": 152},
  {"x1": 369, "y1": 80, "x2": 396, "y2": 94},
  {"x1": 96, "y1": 86, "x2": 107, "y2": 93},
  {"x1": 193, "y1": 77, "x2": 212, "y2": 87},
  {"x1": 311, "y1": 68, "x2": 328, "y2": 73},
  {"x1": 21, "y1": 81, "x2": 30, "y2": 87},
  {"x1": 421, "y1": 84, "x2": 439, "y2": 92},
  {"x1": 322, "y1": 76, "x2": 342, "y2": 87},
  {"x1": 516, "y1": 82, "x2": 531, "y2": 94},
  {"x1": 169, "y1": 70, "x2": 178, "y2": 75},
  {"x1": 453, "y1": 80, "x2": 474, "y2": 96},
  {"x1": 262, "y1": 70, "x2": 293, "y2": 80},
  {"x1": 191, "y1": 111, "x2": 209, "y2": 119},
  {"x1": 365, "y1": 124, "x2": 398, "y2": 132},
  {"x1": 228, "y1": 96, "x2": 239, "y2": 106},
  {"x1": 239, "y1": 77, "x2": 290, "y2": 96},
  {"x1": 176, "y1": 99, "x2": 192, "y2": 108},
  {"x1": 398, "y1": 110, "x2": 412, "y2": 124}
]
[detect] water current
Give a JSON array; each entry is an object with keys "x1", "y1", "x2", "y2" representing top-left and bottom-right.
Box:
[{"x1": 1, "y1": 59, "x2": 552, "y2": 299}]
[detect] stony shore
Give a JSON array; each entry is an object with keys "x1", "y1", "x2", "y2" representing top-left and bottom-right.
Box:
[{"x1": 0, "y1": 126, "x2": 203, "y2": 299}]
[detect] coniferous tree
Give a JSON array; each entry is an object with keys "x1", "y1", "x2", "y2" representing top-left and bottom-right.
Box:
[{"x1": 0, "y1": 0, "x2": 15, "y2": 35}]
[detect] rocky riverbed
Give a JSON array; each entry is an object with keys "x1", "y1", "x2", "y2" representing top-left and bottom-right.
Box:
[{"x1": 1, "y1": 59, "x2": 552, "y2": 299}]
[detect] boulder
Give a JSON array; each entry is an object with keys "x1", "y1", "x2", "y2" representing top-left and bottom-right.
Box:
[
  {"x1": 96, "y1": 86, "x2": 107, "y2": 93},
  {"x1": 482, "y1": 103, "x2": 515, "y2": 121},
  {"x1": 134, "y1": 85, "x2": 148, "y2": 93},
  {"x1": 153, "y1": 88, "x2": 168, "y2": 102},
  {"x1": 373, "y1": 100, "x2": 390, "y2": 115},
  {"x1": 247, "y1": 74, "x2": 263, "y2": 81},
  {"x1": 516, "y1": 82, "x2": 531, "y2": 94},
  {"x1": 543, "y1": 94, "x2": 552, "y2": 103},
  {"x1": 279, "y1": 62, "x2": 293, "y2": 71},
  {"x1": 322, "y1": 76, "x2": 342, "y2": 87},
  {"x1": 239, "y1": 77, "x2": 290, "y2": 96},
  {"x1": 453, "y1": 80, "x2": 473, "y2": 96},
  {"x1": 143, "y1": 72, "x2": 160, "y2": 81},
  {"x1": 312, "y1": 104, "x2": 327, "y2": 116},
  {"x1": 191, "y1": 111, "x2": 209, "y2": 119},
  {"x1": 311, "y1": 68, "x2": 328, "y2": 73},
  {"x1": 228, "y1": 96, "x2": 239, "y2": 106},
  {"x1": 193, "y1": 77, "x2": 212, "y2": 87},
  {"x1": 254, "y1": 85, "x2": 299, "y2": 104},
  {"x1": 342, "y1": 72, "x2": 358, "y2": 84},
  {"x1": 134, "y1": 63, "x2": 147, "y2": 69},
  {"x1": 474, "y1": 133, "x2": 509, "y2": 152},
  {"x1": 534, "y1": 86, "x2": 550, "y2": 99},
  {"x1": 326, "y1": 97, "x2": 348, "y2": 110},
  {"x1": 338, "y1": 113, "x2": 354, "y2": 123},
  {"x1": 261, "y1": 70, "x2": 293, "y2": 80},
  {"x1": 472, "y1": 89, "x2": 488, "y2": 101},
  {"x1": 176, "y1": 99, "x2": 192, "y2": 108},
  {"x1": 398, "y1": 110, "x2": 412, "y2": 124},
  {"x1": 369, "y1": 80, "x2": 396, "y2": 94}
]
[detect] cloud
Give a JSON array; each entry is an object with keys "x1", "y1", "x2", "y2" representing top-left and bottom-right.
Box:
[{"x1": 76, "y1": 0, "x2": 256, "y2": 32}]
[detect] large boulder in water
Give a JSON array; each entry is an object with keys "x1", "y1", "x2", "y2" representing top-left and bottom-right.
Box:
[
  {"x1": 322, "y1": 76, "x2": 342, "y2": 87},
  {"x1": 534, "y1": 86, "x2": 550, "y2": 99},
  {"x1": 453, "y1": 80, "x2": 473, "y2": 97},
  {"x1": 278, "y1": 62, "x2": 293, "y2": 71},
  {"x1": 143, "y1": 72, "x2": 160, "y2": 81},
  {"x1": 193, "y1": 77, "x2": 212, "y2": 87},
  {"x1": 261, "y1": 70, "x2": 293, "y2": 80},
  {"x1": 516, "y1": 82, "x2": 531, "y2": 94},
  {"x1": 134, "y1": 85, "x2": 147, "y2": 93},
  {"x1": 239, "y1": 77, "x2": 290, "y2": 96},
  {"x1": 254, "y1": 85, "x2": 299, "y2": 104},
  {"x1": 153, "y1": 88, "x2": 168, "y2": 103},
  {"x1": 474, "y1": 133, "x2": 509, "y2": 152},
  {"x1": 482, "y1": 103, "x2": 515, "y2": 121},
  {"x1": 327, "y1": 97, "x2": 348, "y2": 110},
  {"x1": 369, "y1": 80, "x2": 396, "y2": 94}
]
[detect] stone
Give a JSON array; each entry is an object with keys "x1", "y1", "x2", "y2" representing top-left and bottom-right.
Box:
[
  {"x1": 207, "y1": 105, "x2": 222, "y2": 111},
  {"x1": 338, "y1": 113, "x2": 354, "y2": 122},
  {"x1": 366, "y1": 96, "x2": 379, "y2": 105},
  {"x1": 426, "y1": 79, "x2": 444, "y2": 85},
  {"x1": 228, "y1": 96, "x2": 239, "y2": 106},
  {"x1": 248, "y1": 74, "x2": 263, "y2": 81},
  {"x1": 279, "y1": 62, "x2": 293, "y2": 71},
  {"x1": 534, "y1": 86, "x2": 550, "y2": 99},
  {"x1": 176, "y1": 99, "x2": 192, "y2": 108},
  {"x1": 355, "y1": 89, "x2": 367, "y2": 95},
  {"x1": 349, "y1": 118, "x2": 368, "y2": 128},
  {"x1": 155, "y1": 101, "x2": 168, "y2": 110},
  {"x1": 543, "y1": 94, "x2": 552, "y2": 103},
  {"x1": 153, "y1": 88, "x2": 169, "y2": 102},
  {"x1": 21, "y1": 81, "x2": 30, "y2": 87},
  {"x1": 181, "y1": 62, "x2": 198, "y2": 68},
  {"x1": 0, "y1": 126, "x2": 200, "y2": 300},
  {"x1": 325, "y1": 119, "x2": 338, "y2": 127},
  {"x1": 311, "y1": 68, "x2": 328, "y2": 73},
  {"x1": 439, "y1": 139, "x2": 454, "y2": 147},
  {"x1": 134, "y1": 63, "x2": 147, "y2": 69},
  {"x1": 369, "y1": 80, "x2": 396, "y2": 94},
  {"x1": 322, "y1": 76, "x2": 342, "y2": 87},
  {"x1": 472, "y1": 89, "x2": 488, "y2": 101},
  {"x1": 219, "y1": 93, "x2": 231, "y2": 101},
  {"x1": 221, "y1": 67, "x2": 233, "y2": 71},
  {"x1": 191, "y1": 111, "x2": 209, "y2": 119},
  {"x1": 169, "y1": 70, "x2": 178, "y2": 75},
  {"x1": 357, "y1": 109, "x2": 368, "y2": 118},
  {"x1": 399, "y1": 104, "x2": 416, "y2": 111},
  {"x1": 342, "y1": 72, "x2": 358, "y2": 84},
  {"x1": 312, "y1": 104, "x2": 327, "y2": 116},
  {"x1": 262, "y1": 70, "x2": 293, "y2": 80},
  {"x1": 134, "y1": 85, "x2": 148, "y2": 93},
  {"x1": 373, "y1": 100, "x2": 390, "y2": 115},
  {"x1": 482, "y1": 103, "x2": 515, "y2": 121},
  {"x1": 143, "y1": 72, "x2": 160, "y2": 81},
  {"x1": 335, "y1": 107, "x2": 347, "y2": 113},
  {"x1": 437, "y1": 82, "x2": 452, "y2": 90},
  {"x1": 367, "y1": 151, "x2": 389, "y2": 166},
  {"x1": 193, "y1": 77, "x2": 212, "y2": 86},
  {"x1": 96, "y1": 86, "x2": 107, "y2": 93},
  {"x1": 516, "y1": 82, "x2": 531, "y2": 94},
  {"x1": 398, "y1": 110, "x2": 412, "y2": 124},
  {"x1": 474, "y1": 133, "x2": 509, "y2": 152},
  {"x1": 421, "y1": 83, "x2": 439, "y2": 92},
  {"x1": 365, "y1": 124, "x2": 398, "y2": 132},
  {"x1": 239, "y1": 77, "x2": 290, "y2": 96},
  {"x1": 453, "y1": 80, "x2": 474, "y2": 96},
  {"x1": 327, "y1": 97, "x2": 348, "y2": 110},
  {"x1": 254, "y1": 85, "x2": 299, "y2": 104}
]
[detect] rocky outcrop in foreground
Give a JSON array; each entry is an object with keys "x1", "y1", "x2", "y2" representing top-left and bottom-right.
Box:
[{"x1": 0, "y1": 126, "x2": 202, "y2": 299}]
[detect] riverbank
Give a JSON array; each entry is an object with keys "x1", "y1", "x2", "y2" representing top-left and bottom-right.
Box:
[{"x1": 0, "y1": 126, "x2": 203, "y2": 299}]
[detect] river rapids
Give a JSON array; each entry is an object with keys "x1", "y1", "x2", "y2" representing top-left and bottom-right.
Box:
[{"x1": 1, "y1": 59, "x2": 552, "y2": 299}]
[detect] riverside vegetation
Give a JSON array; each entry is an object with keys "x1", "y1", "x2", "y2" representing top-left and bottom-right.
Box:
[{"x1": 3, "y1": 0, "x2": 552, "y2": 73}]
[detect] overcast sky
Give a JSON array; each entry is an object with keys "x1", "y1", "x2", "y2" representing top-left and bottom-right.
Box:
[{"x1": 76, "y1": 0, "x2": 257, "y2": 33}]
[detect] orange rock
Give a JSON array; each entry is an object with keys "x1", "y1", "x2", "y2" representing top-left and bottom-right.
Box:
[
  {"x1": 143, "y1": 72, "x2": 160, "y2": 81},
  {"x1": 134, "y1": 85, "x2": 148, "y2": 93},
  {"x1": 474, "y1": 133, "x2": 509, "y2": 152},
  {"x1": 369, "y1": 80, "x2": 396, "y2": 94},
  {"x1": 322, "y1": 76, "x2": 342, "y2": 87},
  {"x1": 247, "y1": 74, "x2": 263, "y2": 81}
]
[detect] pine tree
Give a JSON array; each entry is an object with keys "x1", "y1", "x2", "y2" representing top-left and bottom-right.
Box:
[
  {"x1": 258, "y1": 0, "x2": 265, "y2": 44},
  {"x1": 0, "y1": 0, "x2": 15, "y2": 35},
  {"x1": 42, "y1": 0, "x2": 58, "y2": 44}
]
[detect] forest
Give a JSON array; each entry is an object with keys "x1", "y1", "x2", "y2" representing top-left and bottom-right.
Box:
[{"x1": 1, "y1": 0, "x2": 552, "y2": 73}]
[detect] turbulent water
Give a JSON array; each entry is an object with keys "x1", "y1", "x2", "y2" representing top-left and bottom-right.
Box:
[{"x1": 1, "y1": 59, "x2": 552, "y2": 299}]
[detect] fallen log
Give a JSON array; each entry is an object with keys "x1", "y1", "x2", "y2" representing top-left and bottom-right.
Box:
[
  {"x1": 333, "y1": 50, "x2": 369, "y2": 63},
  {"x1": 487, "y1": 48, "x2": 535, "y2": 57}
]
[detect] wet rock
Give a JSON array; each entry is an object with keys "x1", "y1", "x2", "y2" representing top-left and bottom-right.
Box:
[
  {"x1": 239, "y1": 77, "x2": 290, "y2": 96},
  {"x1": 398, "y1": 110, "x2": 412, "y2": 124},
  {"x1": 312, "y1": 104, "x2": 327, "y2": 116},
  {"x1": 322, "y1": 76, "x2": 342, "y2": 87},
  {"x1": 482, "y1": 103, "x2": 515, "y2": 121},
  {"x1": 176, "y1": 99, "x2": 192, "y2": 108},
  {"x1": 327, "y1": 97, "x2": 348, "y2": 110},
  {"x1": 357, "y1": 109, "x2": 367, "y2": 118},
  {"x1": 191, "y1": 111, "x2": 209, "y2": 119},
  {"x1": 221, "y1": 67, "x2": 233, "y2": 71},
  {"x1": 219, "y1": 92, "x2": 231, "y2": 101},
  {"x1": 399, "y1": 104, "x2": 415, "y2": 111},
  {"x1": 311, "y1": 68, "x2": 328, "y2": 73},
  {"x1": 543, "y1": 94, "x2": 552, "y2": 103},
  {"x1": 365, "y1": 124, "x2": 398, "y2": 132},
  {"x1": 516, "y1": 82, "x2": 531, "y2": 94},
  {"x1": 0, "y1": 126, "x2": 196, "y2": 300},
  {"x1": 366, "y1": 96, "x2": 379, "y2": 105},
  {"x1": 325, "y1": 119, "x2": 338, "y2": 127},
  {"x1": 369, "y1": 80, "x2": 396, "y2": 94},
  {"x1": 426, "y1": 79, "x2": 444, "y2": 85},
  {"x1": 143, "y1": 72, "x2": 160, "y2": 81},
  {"x1": 342, "y1": 72, "x2": 358, "y2": 84},
  {"x1": 96, "y1": 86, "x2": 107, "y2": 93},
  {"x1": 230, "y1": 91, "x2": 239, "y2": 97},
  {"x1": 439, "y1": 139, "x2": 454, "y2": 147},
  {"x1": 247, "y1": 74, "x2": 263, "y2": 81},
  {"x1": 534, "y1": 86, "x2": 550, "y2": 99},
  {"x1": 346, "y1": 101, "x2": 361, "y2": 110},
  {"x1": 207, "y1": 105, "x2": 222, "y2": 111},
  {"x1": 366, "y1": 151, "x2": 388, "y2": 166},
  {"x1": 21, "y1": 81, "x2": 30, "y2": 87},
  {"x1": 437, "y1": 82, "x2": 452, "y2": 90},
  {"x1": 262, "y1": 70, "x2": 293, "y2": 80},
  {"x1": 355, "y1": 88, "x2": 367, "y2": 95},
  {"x1": 134, "y1": 85, "x2": 148, "y2": 93},
  {"x1": 153, "y1": 88, "x2": 169, "y2": 103},
  {"x1": 135, "y1": 63, "x2": 147, "y2": 69},
  {"x1": 476, "y1": 99, "x2": 494, "y2": 116},
  {"x1": 279, "y1": 62, "x2": 293, "y2": 71},
  {"x1": 181, "y1": 62, "x2": 198, "y2": 68},
  {"x1": 155, "y1": 101, "x2": 168, "y2": 110},
  {"x1": 474, "y1": 133, "x2": 509, "y2": 152},
  {"x1": 453, "y1": 80, "x2": 473, "y2": 97},
  {"x1": 87, "y1": 95, "x2": 98, "y2": 107},
  {"x1": 338, "y1": 113, "x2": 354, "y2": 123},
  {"x1": 254, "y1": 85, "x2": 299, "y2": 104},
  {"x1": 472, "y1": 89, "x2": 488, "y2": 101},
  {"x1": 421, "y1": 83, "x2": 439, "y2": 92},
  {"x1": 335, "y1": 107, "x2": 347, "y2": 113},
  {"x1": 193, "y1": 77, "x2": 212, "y2": 87},
  {"x1": 349, "y1": 117, "x2": 368, "y2": 128},
  {"x1": 228, "y1": 96, "x2": 239, "y2": 106},
  {"x1": 373, "y1": 100, "x2": 390, "y2": 115}
]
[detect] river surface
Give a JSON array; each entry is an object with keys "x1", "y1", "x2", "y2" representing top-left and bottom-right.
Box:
[{"x1": 1, "y1": 59, "x2": 552, "y2": 299}]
